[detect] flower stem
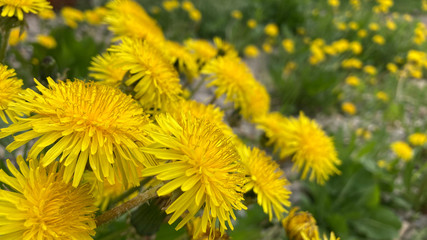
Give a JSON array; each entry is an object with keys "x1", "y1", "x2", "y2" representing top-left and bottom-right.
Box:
[
  {"x1": 0, "y1": 27, "x2": 11, "y2": 63},
  {"x1": 95, "y1": 184, "x2": 163, "y2": 227}
]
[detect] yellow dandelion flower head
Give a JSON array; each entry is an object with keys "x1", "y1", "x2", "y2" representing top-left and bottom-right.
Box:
[
  {"x1": 38, "y1": 8, "x2": 55, "y2": 19},
  {"x1": 238, "y1": 145, "x2": 291, "y2": 221},
  {"x1": 372, "y1": 34, "x2": 385, "y2": 45},
  {"x1": 391, "y1": 141, "x2": 413, "y2": 161},
  {"x1": 341, "y1": 102, "x2": 357, "y2": 115},
  {"x1": 202, "y1": 55, "x2": 267, "y2": 119},
  {"x1": 0, "y1": 156, "x2": 96, "y2": 239},
  {"x1": 349, "y1": 41, "x2": 362, "y2": 54},
  {"x1": 181, "y1": 1, "x2": 194, "y2": 11},
  {"x1": 341, "y1": 58, "x2": 363, "y2": 69},
  {"x1": 109, "y1": 38, "x2": 183, "y2": 111},
  {"x1": 282, "y1": 207, "x2": 320, "y2": 240},
  {"x1": 61, "y1": 6, "x2": 84, "y2": 28},
  {"x1": 408, "y1": 133, "x2": 427, "y2": 146},
  {"x1": 244, "y1": 44, "x2": 260, "y2": 58},
  {"x1": 187, "y1": 216, "x2": 230, "y2": 240},
  {"x1": 264, "y1": 23, "x2": 279, "y2": 37},
  {"x1": 247, "y1": 19, "x2": 257, "y2": 28},
  {"x1": 387, "y1": 63, "x2": 398, "y2": 73},
  {"x1": 185, "y1": 38, "x2": 218, "y2": 64},
  {"x1": 357, "y1": 29, "x2": 367, "y2": 38},
  {"x1": 163, "y1": 0, "x2": 180, "y2": 11},
  {"x1": 214, "y1": 37, "x2": 238, "y2": 57},
  {"x1": 245, "y1": 80, "x2": 270, "y2": 121},
  {"x1": 0, "y1": 78, "x2": 154, "y2": 187},
  {"x1": 257, "y1": 112, "x2": 341, "y2": 184},
  {"x1": 0, "y1": 64, "x2": 23, "y2": 123},
  {"x1": 105, "y1": 0, "x2": 164, "y2": 41},
  {"x1": 0, "y1": 0, "x2": 52, "y2": 20},
  {"x1": 282, "y1": 39, "x2": 295, "y2": 53},
  {"x1": 85, "y1": 6, "x2": 108, "y2": 25},
  {"x1": 302, "y1": 231, "x2": 341, "y2": 240},
  {"x1": 363, "y1": 65, "x2": 377, "y2": 75},
  {"x1": 231, "y1": 10, "x2": 242, "y2": 19},
  {"x1": 36, "y1": 34, "x2": 57, "y2": 49},
  {"x1": 8, "y1": 28, "x2": 27, "y2": 46},
  {"x1": 166, "y1": 99, "x2": 235, "y2": 138},
  {"x1": 164, "y1": 40, "x2": 199, "y2": 80},
  {"x1": 141, "y1": 113, "x2": 246, "y2": 235},
  {"x1": 376, "y1": 91, "x2": 389, "y2": 102},
  {"x1": 345, "y1": 75, "x2": 360, "y2": 86},
  {"x1": 89, "y1": 52, "x2": 127, "y2": 87},
  {"x1": 188, "y1": 9, "x2": 202, "y2": 22}
]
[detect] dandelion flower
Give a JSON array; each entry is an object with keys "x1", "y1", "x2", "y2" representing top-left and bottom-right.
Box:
[
  {"x1": 0, "y1": 64, "x2": 23, "y2": 123},
  {"x1": 239, "y1": 145, "x2": 291, "y2": 221},
  {"x1": 105, "y1": 0, "x2": 164, "y2": 42},
  {"x1": 185, "y1": 39, "x2": 218, "y2": 65},
  {"x1": 282, "y1": 39, "x2": 295, "y2": 53},
  {"x1": 0, "y1": 0, "x2": 52, "y2": 21},
  {"x1": 256, "y1": 112, "x2": 341, "y2": 184},
  {"x1": 187, "y1": 216, "x2": 230, "y2": 240},
  {"x1": 0, "y1": 78, "x2": 154, "y2": 187},
  {"x1": 141, "y1": 113, "x2": 246, "y2": 235},
  {"x1": 244, "y1": 45, "x2": 259, "y2": 58},
  {"x1": 61, "y1": 6, "x2": 84, "y2": 28},
  {"x1": 247, "y1": 19, "x2": 257, "y2": 28},
  {"x1": 264, "y1": 23, "x2": 279, "y2": 37},
  {"x1": 163, "y1": 0, "x2": 180, "y2": 11},
  {"x1": 0, "y1": 156, "x2": 96, "y2": 239},
  {"x1": 231, "y1": 10, "x2": 242, "y2": 19},
  {"x1": 391, "y1": 141, "x2": 413, "y2": 161},
  {"x1": 164, "y1": 40, "x2": 199, "y2": 80},
  {"x1": 345, "y1": 76, "x2": 360, "y2": 86},
  {"x1": 89, "y1": 52, "x2": 127, "y2": 87},
  {"x1": 282, "y1": 207, "x2": 320, "y2": 240},
  {"x1": 376, "y1": 91, "x2": 389, "y2": 102},
  {"x1": 8, "y1": 28, "x2": 27, "y2": 46},
  {"x1": 84, "y1": 6, "x2": 108, "y2": 25},
  {"x1": 202, "y1": 55, "x2": 269, "y2": 120},
  {"x1": 408, "y1": 133, "x2": 427, "y2": 146},
  {"x1": 372, "y1": 35, "x2": 385, "y2": 45},
  {"x1": 109, "y1": 38, "x2": 182, "y2": 112},
  {"x1": 36, "y1": 34, "x2": 57, "y2": 49},
  {"x1": 341, "y1": 102, "x2": 357, "y2": 115},
  {"x1": 302, "y1": 231, "x2": 341, "y2": 240}
]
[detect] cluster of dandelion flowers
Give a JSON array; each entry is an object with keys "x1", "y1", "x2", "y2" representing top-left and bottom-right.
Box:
[
  {"x1": 0, "y1": 0, "x2": 52, "y2": 21},
  {"x1": 0, "y1": 64, "x2": 23, "y2": 123},
  {"x1": 282, "y1": 207, "x2": 320, "y2": 240},
  {"x1": 0, "y1": 78, "x2": 155, "y2": 187},
  {"x1": 109, "y1": 38, "x2": 183, "y2": 111},
  {"x1": 141, "y1": 113, "x2": 246, "y2": 234},
  {"x1": 257, "y1": 112, "x2": 341, "y2": 184},
  {"x1": 105, "y1": 0, "x2": 164, "y2": 41},
  {"x1": 202, "y1": 55, "x2": 270, "y2": 120},
  {"x1": 163, "y1": 40, "x2": 199, "y2": 80},
  {"x1": 238, "y1": 145, "x2": 291, "y2": 221},
  {"x1": 0, "y1": 156, "x2": 97, "y2": 239},
  {"x1": 89, "y1": 52, "x2": 127, "y2": 87}
]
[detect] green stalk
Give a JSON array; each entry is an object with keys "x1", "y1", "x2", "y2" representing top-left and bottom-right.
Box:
[{"x1": 0, "y1": 27, "x2": 11, "y2": 63}]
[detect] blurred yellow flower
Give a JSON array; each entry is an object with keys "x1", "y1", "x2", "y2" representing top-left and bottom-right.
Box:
[
  {"x1": 297, "y1": 27, "x2": 306, "y2": 35},
  {"x1": 413, "y1": 23, "x2": 426, "y2": 45},
  {"x1": 0, "y1": 0, "x2": 52, "y2": 21},
  {"x1": 336, "y1": 22, "x2": 347, "y2": 30},
  {"x1": 282, "y1": 39, "x2": 295, "y2": 53},
  {"x1": 8, "y1": 28, "x2": 26, "y2": 46},
  {"x1": 85, "y1": 6, "x2": 108, "y2": 25},
  {"x1": 350, "y1": 41, "x2": 363, "y2": 54},
  {"x1": 264, "y1": 23, "x2": 279, "y2": 37},
  {"x1": 38, "y1": 8, "x2": 55, "y2": 19},
  {"x1": 391, "y1": 141, "x2": 413, "y2": 161},
  {"x1": 349, "y1": 21, "x2": 359, "y2": 30},
  {"x1": 328, "y1": 0, "x2": 340, "y2": 7},
  {"x1": 189, "y1": 9, "x2": 202, "y2": 22},
  {"x1": 369, "y1": 22, "x2": 380, "y2": 31},
  {"x1": 356, "y1": 128, "x2": 372, "y2": 140},
  {"x1": 372, "y1": 34, "x2": 385, "y2": 45},
  {"x1": 0, "y1": 64, "x2": 23, "y2": 123},
  {"x1": 357, "y1": 29, "x2": 368, "y2": 38},
  {"x1": 364, "y1": 65, "x2": 377, "y2": 75},
  {"x1": 36, "y1": 34, "x2": 57, "y2": 49},
  {"x1": 162, "y1": 0, "x2": 180, "y2": 11},
  {"x1": 423, "y1": 0, "x2": 427, "y2": 11},
  {"x1": 376, "y1": 91, "x2": 389, "y2": 102},
  {"x1": 61, "y1": 6, "x2": 84, "y2": 28},
  {"x1": 282, "y1": 207, "x2": 320, "y2": 240},
  {"x1": 342, "y1": 102, "x2": 357, "y2": 115},
  {"x1": 244, "y1": 44, "x2": 259, "y2": 58},
  {"x1": 350, "y1": 0, "x2": 361, "y2": 10},
  {"x1": 231, "y1": 10, "x2": 242, "y2": 19},
  {"x1": 387, "y1": 63, "x2": 398, "y2": 73},
  {"x1": 386, "y1": 20, "x2": 397, "y2": 30},
  {"x1": 247, "y1": 19, "x2": 257, "y2": 28},
  {"x1": 181, "y1": 0, "x2": 194, "y2": 11},
  {"x1": 377, "y1": 159, "x2": 390, "y2": 169},
  {"x1": 345, "y1": 75, "x2": 360, "y2": 86},
  {"x1": 263, "y1": 42, "x2": 273, "y2": 53},
  {"x1": 403, "y1": 14, "x2": 413, "y2": 22},
  {"x1": 283, "y1": 61, "x2": 297, "y2": 75},
  {"x1": 408, "y1": 133, "x2": 427, "y2": 146},
  {"x1": 341, "y1": 58, "x2": 363, "y2": 69}
]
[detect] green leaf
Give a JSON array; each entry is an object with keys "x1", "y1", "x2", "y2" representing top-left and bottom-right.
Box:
[
  {"x1": 130, "y1": 200, "x2": 167, "y2": 236},
  {"x1": 352, "y1": 207, "x2": 401, "y2": 240}
]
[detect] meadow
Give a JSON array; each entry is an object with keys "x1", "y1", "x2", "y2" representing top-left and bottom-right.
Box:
[{"x1": 0, "y1": 0, "x2": 427, "y2": 239}]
